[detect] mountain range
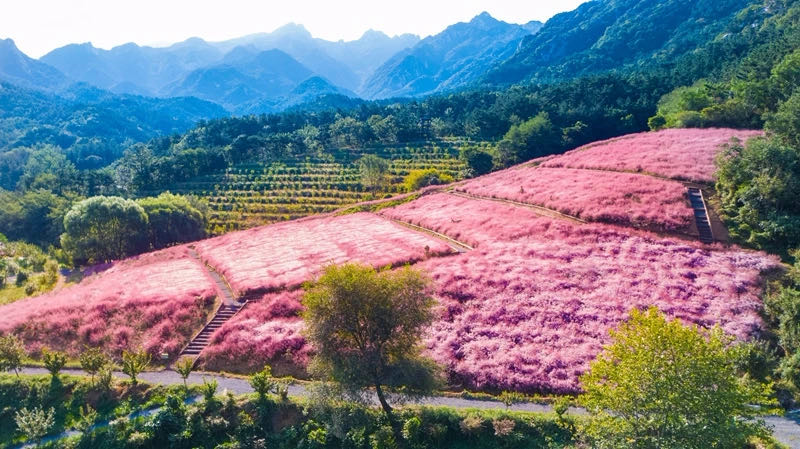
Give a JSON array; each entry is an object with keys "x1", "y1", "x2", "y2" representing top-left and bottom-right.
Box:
[
  {"x1": 0, "y1": 12, "x2": 545, "y2": 113},
  {"x1": 0, "y1": 0, "x2": 759, "y2": 118}
]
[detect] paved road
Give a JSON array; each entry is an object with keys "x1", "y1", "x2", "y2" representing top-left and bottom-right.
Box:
[{"x1": 17, "y1": 368, "x2": 800, "y2": 448}]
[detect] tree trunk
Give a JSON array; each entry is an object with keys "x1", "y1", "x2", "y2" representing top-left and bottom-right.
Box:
[{"x1": 375, "y1": 383, "x2": 407, "y2": 449}]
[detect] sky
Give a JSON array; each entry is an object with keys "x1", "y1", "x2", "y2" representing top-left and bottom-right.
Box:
[{"x1": 1, "y1": 0, "x2": 586, "y2": 58}]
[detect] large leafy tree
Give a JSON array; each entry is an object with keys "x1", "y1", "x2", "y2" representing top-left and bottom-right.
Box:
[
  {"x1": 357, "y1": 155, "x2": 389, "y2": 192},
  {"x1": 137, "y1": 192, "x2": 206, "y2": 250},
  {"x1": 302, "y1": 263, "x2": 441, "y2": 448},
  {"x1": 580, "y1": 307, "x2": 775, "y2": 449},
  {"x1": 715, "y1": 136, "x2": 800, "y2": 253},
  {"x1": 61, "y1": 196, "x2": 149, "y2": 264}
]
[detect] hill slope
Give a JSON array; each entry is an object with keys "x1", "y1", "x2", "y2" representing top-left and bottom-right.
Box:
[
  {"x1": 0, "y1": 38, "x2": 69, "y2": 91},
  {"x1": 485, "y1": 0, "x2": 751, "y2": 85},
  {"x1": 361, "y1": 12, "x2": 540, "y2": 99}
]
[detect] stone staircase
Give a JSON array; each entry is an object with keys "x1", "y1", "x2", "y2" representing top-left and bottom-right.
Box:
[
  {"x1": 688, "y1": 188, "x2": 714, "y2": 244},
  {"x1": 180, "y1": 303, "x2": 244, "y2": 356}
]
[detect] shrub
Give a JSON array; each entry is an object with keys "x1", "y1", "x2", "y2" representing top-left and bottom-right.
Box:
[
  {"x1": 403, "y1": 169, "x2": 453, "y2": 192},
  {"x1": 121, "y1": 349, "x2": 150, "y2": 385},
  {"x1": 79, "y1": 347, "x2": 110, "y2": 383},
  {"x1": 0, "y1": 334, "x2": 25, "y2": 376},
  {"x1": 459, "y1": 414, "x2": 484, "y2": 436},
  {"x1": 14, "y1": 406, "x2": 55, "y2": 445},
  {"x1": 249, "y1": 365, "x2": 276, "y2": 401},
  {"x1": 42, "y1": 347, "x2": 67, "y2": 379},
  {"x1": 174, "y1": 357, "x2": 195, "y2": 388}
]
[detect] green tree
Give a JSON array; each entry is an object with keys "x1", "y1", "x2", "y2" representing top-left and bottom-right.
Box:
[
  {"x1": 303, "y1": 263, "x2": 441, "y2": 448},
  {"x1": 14, "y1": 407, "x2": 55, "y2": 446},
  {"x1": 0, "y1": 334, "x2": 25, "y2": 377},
  {"x1": 357, "y1": 155, "x2": 390, "y2": 192},
  {"x1": 250, "y1": 365, "x2": 277, "y2": 402},
  {"x1": 60, "y1": 196, "x2": 149, "y2": 264},
  {"x1": 137, "y1": 192, "x2": 207, "y2": 250},
  {"x1": 766, "y1": 90, "x2": 800, "y2": 148},
  {"x1": 121, "y1": 349, "x2": 151, "y2": 386},
  {"x1": 79, "y1": 347, "x2": 110, "y2": 383},
  {"x1": 459, "y1": 147, "x2": 494, "y2": 177},
  {"x1": 41, "y1": 347, "x2": 67, "y2": 380},
  {"x1": 496, "y1": 112, "x2": 560, "y2": 166},
  {"x1": 580, "y1": 307, "x2": 774, "y2": 449},
  {"x1": 715, "y1": 136, "x2": 800, "y2": 253},
  {"x1": 174, "y1": 357, "x2": 195, "y2": 389},
  {"x1": 403, "y1": 169, "x2": 453, "y2": 192}
]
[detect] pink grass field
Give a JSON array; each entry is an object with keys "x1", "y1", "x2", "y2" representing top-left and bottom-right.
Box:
[
  {"x1": 194, "y1": 212, "x2": 453, "y2": 295},
  {"x1": 418, "y1": 226, "x2": 780, "y2": 393},
  {"x1": 455, "y1": 167, "x2": 696, "y2": 234},
  {"x1": 542, "y1": 128, "x2": 763, "y2": 183},
  {"x1": 197, "y1": 290, "x2": 311, "y2": 376},
  {"x1": 0, "y1": 246, "x2": 218, "y2": 359},
  {"x1": 379, "y1": 193, "x2": 567, "y2": 248}
]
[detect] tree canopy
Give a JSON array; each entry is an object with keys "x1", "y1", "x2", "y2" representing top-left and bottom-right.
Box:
[
  {"x1": 302, "y1": 263, "x2": 441, "y2": 446},
  {"x1": 580, "y1": 307, "x2": 774, "y2": 449}
]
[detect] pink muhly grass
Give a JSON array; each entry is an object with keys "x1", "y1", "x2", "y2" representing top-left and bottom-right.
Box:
[
  {"x1": 198, "y1": 291, "x2": 311, "y2": 376},
  {"x1": 417, "y1": 221, "x2": 780, "y2": 394},
  {"x1": 194, "y1": 212, "x2": 452, "y2": 296},
  {"x1": 0, "y1": 245, "x2": 218, "y2": 359},
  {"x1": 542, "y1": 128, "x2": 763, "y2": 183},
  {"x1": 380, "y1": 193, "x2": 567, "y2": 247},
  {"x1": 455, "y1": 167, "x2": 696, "y2": 235}
]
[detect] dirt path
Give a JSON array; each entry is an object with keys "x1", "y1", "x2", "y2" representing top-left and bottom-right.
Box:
[
  {"x1": 16, "y1": 368, "x2": 800, "y2": 448},
  {"x1": 188, "y1": 247, "x2": 239, "y2": 306},
  {"x1": 387, "y1": 218, "x2": 474, "y2": 252},
  {"x1": 448, "y1": 190, "x2": 587, "y2": 224}
]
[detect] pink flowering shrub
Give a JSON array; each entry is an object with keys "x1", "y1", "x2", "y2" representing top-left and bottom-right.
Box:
[
  {"x1": 455, "y1": 167, "x2": 696, "y2": 234},
  {"x1": 542, "y1": 128, "x2": 763, "y2": 183},
  {"x1": 0, "y1": 246, "x2": 218, "y2": 360},
  {"x1": 418, "y1": 223, "x2": 780, "y2": 393},
  {"x1": 380, "y1": 193, "x2": 564, "y2": 247},
  {"x1": 198, "y1": 290, "x2": 311, "y2": 376},
  {"x1": 195, "y1": 212, "x2": 452, "y2": 295}
]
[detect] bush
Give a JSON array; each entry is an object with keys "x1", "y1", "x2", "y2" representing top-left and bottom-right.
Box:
[
  {"x1": 14, "y1": 406, "x2": 55, "y2": 445},
  {"x1": 403, "y1": 169, "x2": 453, "y2": 192},
  {"x1": 121, "y1": 349, "x2": 150, "y2": 385},
  {"x1": 0, "y1": 334, "x2": 25, "y2": 376},
  {"x1": 42, "y1": 347, "x2": 67, "y2": 379}
]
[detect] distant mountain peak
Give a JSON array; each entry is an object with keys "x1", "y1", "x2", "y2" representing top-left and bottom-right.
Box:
[
  {"x1": 360, "y1": 29, "x2": 390, "y2": 41},
  {"x1": 471, "y1": 11, "x2": 498, "y2": 24},
  {"x1": 273, "y1": 22, "x2": 312, "y2": 38}
]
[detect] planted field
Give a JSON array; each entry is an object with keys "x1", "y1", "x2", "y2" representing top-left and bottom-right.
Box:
[
  {"x1": 168, "y1": 142, "x2": 474, "y2": 232},
  {"x1": 198, "y1": 290, "x2": 309, "y2": 376},
  {"x1": 194, "y1": 212, "x2": 454, "y2": 296},
  {"x1": 379, "y1": 193, "x2": 563, "y2": 248},
  {"x1": 455, "y1": 166, "x2": 696, "y2": 234},
  {"x1": 418, "y1": 222, "x2": 780, "y2": 393},
  {"x1": 0, "y1": 246, "x2": 218, "y2": 359},
  {"x1": 542, "y1": 128, "x2": 763, "y2": 183}
]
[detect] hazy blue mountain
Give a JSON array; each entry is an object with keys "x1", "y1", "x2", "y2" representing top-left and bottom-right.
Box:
[
  {"x1": 484, "y1": 0, "x2": 751, "y2": 85},
  {"x1": 41, "y1": 38, "x2": 224, "y2": 96},
  {"x1": 0, "y1": 39, "x2": 69, "y2": 91},
  {"x1": 361, "y1": 12, "x2": 540, "y2": 99},
  {"x1": 318, "y1": 30, "x2": 420, "y2": 87},
  {"x1": 239, "y1": 75, "x2": 357, "y2": 114},
  {"x1": 0, "y1": 80, "x2": 227, "y2": 159},
  {"x1": 167, "y1": 49, "x2": 314, "y2": 112}
]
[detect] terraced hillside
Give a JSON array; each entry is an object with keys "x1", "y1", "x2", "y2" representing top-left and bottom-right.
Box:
[
  {"x1": 166, "y1": 140, "x2": 485, "y2": 233},
  {"x1": 0, "y1": 128, "x2": 780, "y2": 393}
]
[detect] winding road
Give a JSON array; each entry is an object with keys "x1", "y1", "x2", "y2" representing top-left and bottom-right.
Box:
[{"x1": 16, "y1": 367, "x2": 800, "y2": 448}]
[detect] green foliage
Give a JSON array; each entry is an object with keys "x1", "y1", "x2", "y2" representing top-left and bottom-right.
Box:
[
  {"x1": 41, "y1": 348, "x2": 67, "y2": 379},
  {"x1": 498, "y1": 391, "x2": 524, "y2": 409},
  {"x1": 715, "y1": 136, "x2": 800, "y2": 253},
  {"x1": 14, "y1": 406, "x2": 55, "y2": 445},
  {"x1": 61, "y1": 196, "x2": 149, "y2": 264},
  {"x1": 303, "y1": 263, "x2": 442, "y2": 446},
  {"x1": 496, "y1": 112, "x2": 560, "y2": 166},
  {"x1": 579, "y1": 307, "x2": 775, "y2": 448},
  {"x1": 121, "y1": 349, "x2": 151, "y2": 386},
  {"x1": 0, "y1": 334, "x2": 25, "y2": 376},
  {"x1": 766, "y1": 90, "x2": 800, "y2": 148},
  {"x1": 200, "y1": 378, "x2": 218, "y2": 404},
  {"x1": 403, "y1": 169, "x2": 453, "y2": 192},
  {"x1": 459, "y1": 147, "x2": 494, "y2": 177},
  {"x1": 249, "y1": 365, "x2": 276, "y2": 402},
  {"x1": 358, "y1": 154, "x2": 390, "y2": 191},
  {"x1": 79, "y1": 347, "x2": 110, "y2": 383},
  {"x1": 136, "y1": 192, "x2": 207, "y2": 250},
  {"x1": 174, "y1": 357, "x2": 195, "y2": 388},
  {"x1": 0, "y1": 189, "x2": 72, "y2": 248}
]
